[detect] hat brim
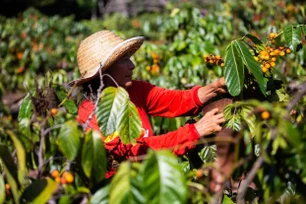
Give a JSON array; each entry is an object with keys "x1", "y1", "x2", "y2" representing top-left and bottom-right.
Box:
[{"x1": 68, "y1": 36, "x2": 144, "y2": 86}]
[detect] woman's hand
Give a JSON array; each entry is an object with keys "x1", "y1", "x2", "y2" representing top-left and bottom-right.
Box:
[
  {"x1": 197, "y1": 77, "x2": 228, "y2": 104},
  {"x1": 194, "y1": 108, "x2": 225, "y2": 137}
]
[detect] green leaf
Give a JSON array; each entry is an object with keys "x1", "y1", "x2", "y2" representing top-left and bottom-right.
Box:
[
  {"x1": 225, "y1": 114, "x2": 241, "y2": 131},
  {"x1": 241, "y1": 105, "x2": 256, "y2": 134},
  {"x1": 7, "y1": 130, "x2": 27, "y2": 186},
  {"x1": 283, "y1": 25, "x2": 302, "y2": 52},
  {"x1": 224, "y1": 42, "x2": 244, "y2": 96},
  {"x1": 18, "y1": 118, "x2": 36, "y2": 151},
  {"x1": 96, "y1": 87, "x2": 129, "y2": 136},
  {"x1": 18, "y1": 93, "x2": 33, "y2": 122},
  {"x1": 91, "y1": 185, "x2": 110, "y2": 204},
  {"x1": 57, "y1": 120, "x2": 81, "y2": 160},
  {"x1": 20, "y1": 178, "x2": 57, "y2": 204},
  {"x1": 109, "y1": 162, "x2": 144, "y2": 204},
  {"x1": 234, "y1": 40, "x2": 266, "y2": 96},
  {"x1": 140, "y1": 150, "x2": 187, "y2": 204},
  {"x1": 117, "y1": 101, "x2": 142, "y2": 145},
  {"x1": 54, "y1": 85, "x2": 78, "y2": 114},
  {"x1": 0, "y1": 175, "x2": 5, "y2": 204},
  {"x1": 81, "y1": 130, "x2": 107, "y2": 183},
  {"x1": 222, "y1": 195, "x2": 235, "y2": 204},
  {"x1": 244, "y1": 33, "x2": 266, "y2": 51},
  {"x1": 0, "y1": 145, "x2": 20, "y2": 204}
]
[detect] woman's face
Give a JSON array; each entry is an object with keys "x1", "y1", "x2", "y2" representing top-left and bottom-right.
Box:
[{"x1": 104, "y1": 55, "x2": 135, "y2": 88}]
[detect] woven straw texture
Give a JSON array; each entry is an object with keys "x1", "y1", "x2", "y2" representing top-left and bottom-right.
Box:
[{"x1": 69, "y1": 30, "x2": 144, "y2": 86}]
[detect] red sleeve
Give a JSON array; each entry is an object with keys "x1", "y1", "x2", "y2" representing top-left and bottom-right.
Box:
[
  {"x1": 132, "y1": 81, "x2": 203, "y2": 117},
  {"x1": 138, "y1": 123, "x2": 200, "y2": 156},
  {"x1": 77, "y1": 99, "x2": 200, "y2": 158},
  {"x1": 101, "y1": 124, "x2": 200, "y2": 158}
]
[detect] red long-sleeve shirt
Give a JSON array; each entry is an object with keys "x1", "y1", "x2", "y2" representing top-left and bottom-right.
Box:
[{"x1": 77, "y1": 80, "x2": 203, "y2": 177}]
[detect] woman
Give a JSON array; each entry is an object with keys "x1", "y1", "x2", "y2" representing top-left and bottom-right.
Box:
[{"x1": 69, "y1": 30, "x2": 227, "y2": 179}]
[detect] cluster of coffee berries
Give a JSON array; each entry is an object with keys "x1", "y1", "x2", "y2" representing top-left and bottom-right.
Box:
[
  {"x1": 51, "y1": 170, "x2": 74, "y2": 184},
  {"x1": 146, "y1": 52, "x2": 160, "y2": 75},
  {"x1": 254, "y1": 46, "x2": 291, "y2": 73},
  {"x1": 203, "y1": 54, "x2": 224, "y2": 67}
]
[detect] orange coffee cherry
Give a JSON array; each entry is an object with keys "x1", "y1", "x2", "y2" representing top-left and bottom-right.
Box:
[
  {"x1": 195, "y1": 170, "x2": 204, "y2": 178},
  {"x1": 269, "y1": 32, "x2": 277, "y2": 39},
  {"x1": 51, "y1": 170, "x2": 60, "y2": 178},
  {"x1": 55, "y1": 177, "x2": 61, "y2": 183},
  {"x1": 262, "y1": 67, "x2": 268, "y2": 73},
  {"x1": 51, "y1": 108, "x2": 58, "y2": 116},
  {"x1": 279, "y1": 51, "x2": 285, "y2": 56},
  {"x1": 286, "y1": 48, "x2": 291, "y2": 54},
  {"x1": 63, "y1": 172, "x2": 74, "y2": 184},
  {"x1": 261, "y1": 111, "x2": 270, "y2": 120},
  {"x1": 60, "y1": 177, "x2": 67, "y2": 184}
]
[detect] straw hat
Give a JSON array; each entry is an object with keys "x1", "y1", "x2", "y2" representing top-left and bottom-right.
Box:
[{"x1": 69, "y1": 30, "x2": 144, "y2": 86}]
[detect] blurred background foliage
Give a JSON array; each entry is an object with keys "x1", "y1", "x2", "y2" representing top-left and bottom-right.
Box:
[{"x1": 1, "y1": 0, "x2": 305, "y2": 119}]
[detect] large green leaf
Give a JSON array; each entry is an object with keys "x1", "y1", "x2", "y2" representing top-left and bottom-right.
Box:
[
  {"x1": 139, "y1": 150, "x2": 187, "y2": 204},
  {"x1": 109, "y1": 162, "x2": 144, "y2": 204},
  {"x1": 283, "y1": 25, "x2": 302, "y2": 52},
  {"x1": 234, "y1": 40, "x2": 266, "y2": 96},
  {"x1": 96, "y1": 87, "x2": 129, "y2": 136},
  {"x1": 20, "y1": 178, "x2": 57, "y2": 204},
  {"x1": 57, "y1": 120, "x2": 80, "y2": 160},
  {"x1": 81, "y1": 130, "x2": 107, "y2": 183},
  {"x1": 117, "y1": 101, "x2": 142, "y2": 145},
  {"x1": 0, "y1": 145, "x2": 20, "y2": 203},
  {"x1": 18, "y1": 93, "x2": 33, "y2": 122},
  {"x1": 54, "y1": 85, "x2": 78, "y2": 114},
  {"x1": 244, "y1": 33, "x2": 266, "y2": 51},
  {"x1": 224, "y1": 42, "x2": 244, "y2": 96},
  {"x1": 91, "y1": 185, "x2": 110, "y2": 204},
  {"x1": 0, "y1": 175, "x2": 5, "y2": 204},
  {"x1": 7, "y1": 130, "x2": 27, "y2": 186}
]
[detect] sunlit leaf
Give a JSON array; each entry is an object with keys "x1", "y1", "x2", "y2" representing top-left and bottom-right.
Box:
[
  {"x1": 18, "y1": 93, "x2": 33, "y2": 121},
  {"x1": 140, "y1": 150, "x2": 187, "y2": 204},
  {"x1": 244, "y1": 33, "x2": 265, "y2": 51},
  {"x1": 81, "y1": 130, "x2": 107, "y2": 183},
  {"x1": 233, "y1": 40, "x2": 266, "y2": 96},
  {"x1": 20, "y1": 178, "x2": 57, "y2": 204},
  {"x1": 91, "y1": 185, "x2": 110, "y2": 204},
  {"x1": 57, "y1": 120, "x2": 80, "y2": 160},
  {"x1": 117, "y1": 101, "x2": 142, "y2": 145},
  {"x1": 223, "y1": 195, "x2": 235, "y2": 204},
  {"x1": 0, "y1": 175, "x2": 5, "y2": 204},
  {"x1": 7, "y1": 130, "x2": 27, "y2": 186},
  {"x1": 54, "y1": 85, "x2": 78, "y2": 114},
  {"x1": 109, "y1": 162, "x2": 144, "y2": 204},
  {"x1": 18, "y1": 118, "x2": 36, "y2": 151},
  {"x1": 224, "y1": 42, "x2": 244, "y2": 96},
  {"x1": 0, "y1": 145, "x2": 20, "y2": 203},
  {"x1": 283, "y1": 25, "x2": 302, "y2": 52},
  {"x1": 96, "y1": 87, "x2": 129, "y2": 136}
]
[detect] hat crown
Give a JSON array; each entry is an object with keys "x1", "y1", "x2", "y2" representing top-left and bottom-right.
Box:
[{"x1": 77, "y1": 30, "x2": 124, "y2": 77}]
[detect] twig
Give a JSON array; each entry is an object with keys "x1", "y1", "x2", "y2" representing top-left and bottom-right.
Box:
[
  {"x1": 83, "y1": 64, "x2": 105, "y2": 131},
  {"x1": 236, "y1": 128, "x2": 277, "y2": 204},
  {"x1": 286, "y1": 80, "x2": 306, "y2": 113}
]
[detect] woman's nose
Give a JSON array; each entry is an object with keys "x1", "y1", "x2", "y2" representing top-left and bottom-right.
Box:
[{"x1": 128, "y1": 59, "x2": 135, "y2": 70}]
